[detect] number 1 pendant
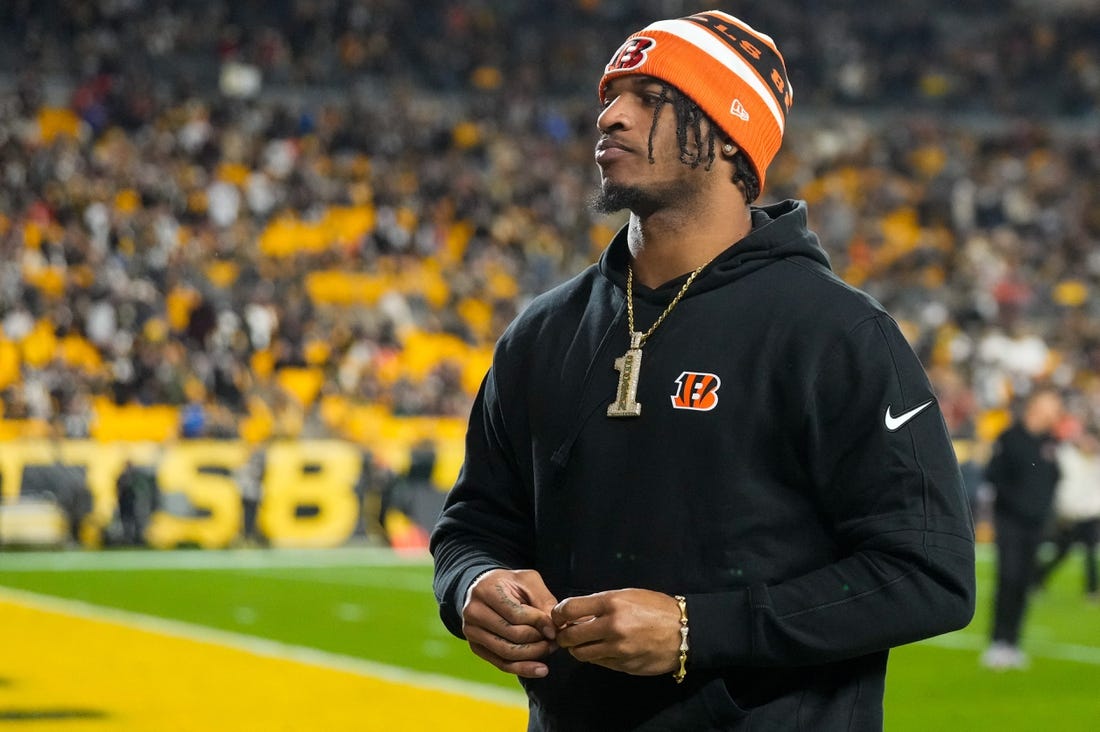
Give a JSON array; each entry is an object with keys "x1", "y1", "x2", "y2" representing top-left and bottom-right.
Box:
[{"x1": 607, "y1": 331, "x2": 643, "y2": 418}]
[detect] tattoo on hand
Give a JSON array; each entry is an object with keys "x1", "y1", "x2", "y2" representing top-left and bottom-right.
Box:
[{"x1": 496, "y1": 584, "x2": 521, "y2": 610}]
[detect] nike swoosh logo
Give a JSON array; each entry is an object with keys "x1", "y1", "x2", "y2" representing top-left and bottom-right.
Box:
[{"x1": 884, "y1": 399, "x2": 935, "y2": 431}]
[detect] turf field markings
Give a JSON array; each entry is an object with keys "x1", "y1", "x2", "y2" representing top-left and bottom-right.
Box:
[
  {"x1": 335, "y1": 602, "x2": 367, "y2": 622},
  {"x1": 233, "y1": 606, "x2": 258, "y2": 625},
  {"x1": 421, "y1": 639, "x2": 454, "y2": 658},
  {"x1": 426, "y1": 617, "x2": 455, "y2": 636},
  {"x1": 920, "y1": 630, "x2": 1100, "y2": 665},
  {"x1": 0, "y1": 547, "x2": 432, "y2": 572},
  {"x1": 0, "y1": 586, "x2": 527, "y2": 708},
  {"x1": 227, "y1": 568, "x2": 434, "y2": 592}
]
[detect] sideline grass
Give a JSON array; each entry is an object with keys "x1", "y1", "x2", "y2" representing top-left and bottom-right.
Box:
[
  {"x1": 1, "y1": 547, "x2": 1098, "y2": 730},
  {"x1": 0, "y1": 589, "x2": 525, "y2": 731},
  {"x1": 885, "y1": 548, "x2": 1100, "y2": 731},
  {"x1": 0, "y1": 548, "x2": 499, "y2": 687}
]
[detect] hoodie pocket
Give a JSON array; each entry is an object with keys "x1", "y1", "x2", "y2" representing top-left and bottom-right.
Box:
[{"x1": 634, "y1": 677, "x2": 750, "y2": 731}]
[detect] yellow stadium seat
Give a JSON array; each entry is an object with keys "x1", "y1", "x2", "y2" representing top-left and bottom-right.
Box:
[
  {"x1": 318, "y1": 394, "x2": 351, "y2": 432},
  {"x1": 304, "y1": 339, "x2": 331, "y2": 366},
  {"x1": 166, "y1": 287, "x2": 199, "y2": 331},
  {"x1": 251, "y1": 349, "x2": 275, "y2": 380},
  {"x1": 0, "y1": 419, "x2": 52, "y2": 440},
  {"x1": 20, "y1": 321, "x2": 58, "y2": 369},
  {"x1": 21, "y1": 257, "x2": 66, "y2": 299},
  {"x1": 58, "y1": 334, "x2": 104, "y2": 373},
  {"x1": 114, "y1": 188, "x2": 141, "y2": 214},
  {"x1": 1053, "y1": 279, "x2": 1089, "y2": 307},
  {"x1": 216, "y1": 162, "x2": 251, "y2": 186},
  {"x1": 89, "y1": 398, "x2": 180, "y2": 442},
  {"x1": 457, "y1": 298, "x2": 493, "y2": 340},
  {"x1": 452, "y1": 120, "x2": 482, "y2": 148},
  {"x1": 342, "y1": 403, "x2": 391, "y2": 443},
  {"x1": 36, "y1": 107, "x2": 82, "y2": 142},
  {"x1": 0, "y1": 340, "x2": 20, "y2": 390},
  {"x1": 22, "y1": 221, "x2": 43, "y2": 250},
  {"x1": 487, "y1": 266, "x2": 519, "y2": 300},
  {"x1": 205, "y1": 260, "x2": 240, "y2": 289},
  {"x1": 275, "y1": 367, "x2": 325, "y2": 406},
  {"x1": 461, "y1": 347, "x2": 494, "y2": 394},
  {"x1": 879, "y1": 207, "x2": 921, "y2": 260},
  {"x1": 443, "y1": 220, "x2": 474, "y2": 264},
  {"x1": 239, "y1": 397, "x2": 275, "y2": 444},
  {"x1": 323, "y1": 205, "x2": 375, "y2": 244},
  {"x1": 976, "y1": 408, "x2": 1013, "y2": 445}
]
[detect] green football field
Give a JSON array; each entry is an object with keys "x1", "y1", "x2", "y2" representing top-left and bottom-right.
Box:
[{"x1": 1, "y1": 545, "x2": 1097, "y2": 730}]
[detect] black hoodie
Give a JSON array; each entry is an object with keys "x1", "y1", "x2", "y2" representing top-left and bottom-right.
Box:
[{"x1": 432, "y1": 200, "x2": 975, "y2": 731}]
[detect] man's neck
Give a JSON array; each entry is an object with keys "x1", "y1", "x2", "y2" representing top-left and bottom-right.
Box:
[{"x1": 627, "y1": 203, "x2": 752, "y2": 289}]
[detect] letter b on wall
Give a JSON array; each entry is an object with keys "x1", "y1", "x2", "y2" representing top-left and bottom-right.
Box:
[{"x1": 258, "y1": 441, "x2": 360, "y2": 548}]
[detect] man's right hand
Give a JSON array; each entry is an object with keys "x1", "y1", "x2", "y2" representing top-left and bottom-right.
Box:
[{"x1": 461, "y1": 568, "x2": 559, "y2": 678}]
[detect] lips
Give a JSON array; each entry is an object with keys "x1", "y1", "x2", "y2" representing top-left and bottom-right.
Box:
[{"x1": 595, "y1": 137, "x2": 634, "y2": 164}]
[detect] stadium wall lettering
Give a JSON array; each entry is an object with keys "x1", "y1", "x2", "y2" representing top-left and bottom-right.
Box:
[{"x1": 0, "y1": 439, "x2": 458, "y2": 549}]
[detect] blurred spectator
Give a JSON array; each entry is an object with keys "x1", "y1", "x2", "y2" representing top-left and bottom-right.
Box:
[
  {"x1": 1034, "y1": 426, "x2": 1100, "y2": 601},
  {"x1": 18, "y1": 458, "x2": 93, "y2": 545},
  {"x1": 114, "y1": 459, "x2": 157, "y2": 546},
  {"x1": 0, "y1": 1, "x2": 1097, "y2": 467},
  {"x1": 234, "y1": 446, "x2": 265, "y2": 545},
  {"x1": 981, "y1": 387, "x2": 1065, "y2": 670}
]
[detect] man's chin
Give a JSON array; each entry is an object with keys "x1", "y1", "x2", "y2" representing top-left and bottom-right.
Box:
[{"x1": 590, "y1": 182, "x2": 653, "y2": 215}]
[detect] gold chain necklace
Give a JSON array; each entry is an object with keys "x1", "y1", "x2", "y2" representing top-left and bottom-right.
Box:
[{"x1": 607, "y1": 260, "x2": 709, "y2": 418}]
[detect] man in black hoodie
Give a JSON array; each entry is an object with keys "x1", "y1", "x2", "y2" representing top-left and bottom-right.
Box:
[
  {"x1": 981, "y1": 387, "x2": 1063, "y2": 670},
  {"x1": 432, "y1": 10, "x2": 975, "y2": 730}
]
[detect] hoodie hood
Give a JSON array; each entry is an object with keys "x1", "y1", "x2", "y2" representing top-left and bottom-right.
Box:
[{"x1": 597, "y1": 199, "x2": 830, "y2": 301}]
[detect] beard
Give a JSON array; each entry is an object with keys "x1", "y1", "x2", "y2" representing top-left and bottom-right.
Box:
[{"x1": 589, "y1": 176, "x2": 699, "y2": 217}]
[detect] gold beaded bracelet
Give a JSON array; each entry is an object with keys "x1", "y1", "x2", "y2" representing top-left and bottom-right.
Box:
[{"x1": 673, "y1": 595, "x2": 689, "y2": 684}]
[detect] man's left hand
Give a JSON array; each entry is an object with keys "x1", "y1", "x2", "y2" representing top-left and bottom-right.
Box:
[{"x1": 551, "y1": 589, "x2": 682, "y2": 676}]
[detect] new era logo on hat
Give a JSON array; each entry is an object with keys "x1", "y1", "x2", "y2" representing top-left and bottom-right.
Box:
[{"x1": 600, "y1": 10, "x2": 792, "y2": 192}]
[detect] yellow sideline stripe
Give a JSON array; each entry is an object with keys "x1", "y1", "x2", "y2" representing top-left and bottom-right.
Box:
[{"x1": 0, "y1": 590, "x2": 526, "y2": 731}]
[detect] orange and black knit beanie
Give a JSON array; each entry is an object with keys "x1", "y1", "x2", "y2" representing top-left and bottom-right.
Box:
[{"x1": 599, "y1": 10, "x2": 793, "y2": 193}]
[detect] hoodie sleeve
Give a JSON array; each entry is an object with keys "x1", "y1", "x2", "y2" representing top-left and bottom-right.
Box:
[
  {"x1": 430, "y1": 366, "x2": 535, "y2": 638},
  {"x1": 687, "y1": 314, "x2": 976, "y2": 668}
]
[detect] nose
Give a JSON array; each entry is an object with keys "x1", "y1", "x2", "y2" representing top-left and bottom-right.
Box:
[{"x1": 596, "y1": 95, "x2": 631, "y2": 134}]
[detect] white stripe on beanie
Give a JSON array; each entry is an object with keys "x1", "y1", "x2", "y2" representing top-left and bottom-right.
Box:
[{"x1": 647, "y1": 18, "x2": 786, "y2": 133}]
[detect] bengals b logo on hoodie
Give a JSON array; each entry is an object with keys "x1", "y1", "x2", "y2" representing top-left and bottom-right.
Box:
[{"x1": 671, "y1": 371, "x2": 721, "y2": 411}]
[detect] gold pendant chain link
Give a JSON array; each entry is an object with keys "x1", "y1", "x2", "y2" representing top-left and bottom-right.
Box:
[
  {"x1": 608, "y1": 259, "x2": 713, "y2": 418},
  {"x1": 626, "y1": 260, "x2": 710, "y2": 346}
]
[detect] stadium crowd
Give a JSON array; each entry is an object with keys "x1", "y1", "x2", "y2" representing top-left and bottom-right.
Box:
[{"x1": 1, "y1": 0, "x2": 1099, "y2": 463}]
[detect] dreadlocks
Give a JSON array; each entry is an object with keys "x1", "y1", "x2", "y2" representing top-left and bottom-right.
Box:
[{"x1": 645, "y1": 82, "x2": 762, "y2": 203}]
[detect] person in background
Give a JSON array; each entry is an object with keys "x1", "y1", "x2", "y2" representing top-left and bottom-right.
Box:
[
  {"x1": 115, "y1": 460, "x2": 157, "y2": 546},
  {"x1": 235, "y1": 447, "x2": 266, "y2": 546},
  {"x1": 1033, "y1": 425, "x2": 1100, "y2": 602},
  {"x1": 981, "y1": 387, "x2": 1065, "y2": 670}
]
